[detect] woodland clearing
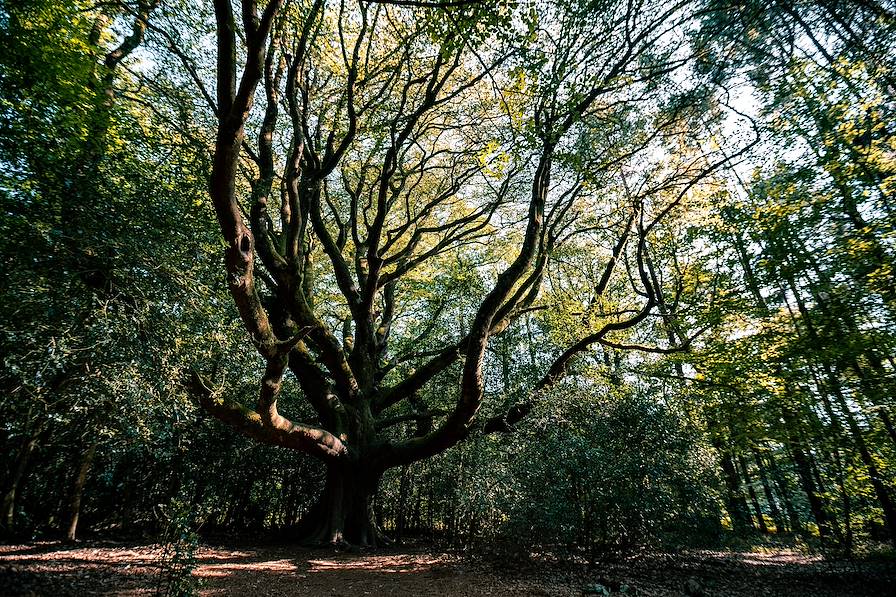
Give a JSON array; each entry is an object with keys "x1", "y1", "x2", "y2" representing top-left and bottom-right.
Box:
[{"x1": 2, "y1": 541, "x2": 895, "y2": 596}]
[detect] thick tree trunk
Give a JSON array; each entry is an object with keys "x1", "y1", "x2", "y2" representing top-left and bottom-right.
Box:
[{"x1": 301, "y1": 462, "x2": 385, "y2": 548}]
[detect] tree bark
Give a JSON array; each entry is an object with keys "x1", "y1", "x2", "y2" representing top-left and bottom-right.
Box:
[
  {"x1": 751, "y1": 448, "x2": 783, "y2": 531},
  {"x1": 787, "y1": 440, "x2": 835, "y2": 541},
  {"x1": 764, "y1": 449, "x2": 802, "y2": 534},
  {"x1": 65, "y1": 442, "x2": 97, "y2": 542},
  {"x1": 300, "y1": 462, "x2": 384, "y2": 548},
  {"x1": 395, "y1": 465, "x2": 410, "y2": 543},
  {"x1": 738, "y1": 453, "x2": 769, "y2": 533},
  {"x1": 1, "y1": 431, "x2": 40, "y2": 532},
  {"x1": 718, "y1": 449, "x2": 752, "y2": 533},
  {"x1": 832, "y1": 390, "x2": 896, "y2": 545},
  {"x1": 783, "y1": 274, "x2": 896, "y2": 543}
]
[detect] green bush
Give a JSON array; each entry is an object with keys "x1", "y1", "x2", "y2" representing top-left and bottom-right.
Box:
[
  {"x1": 500, "y1": 384, "x2": 721, "y2": 554},
  {"x1": 157, "y1": 497, "x2": 202, "y2": 597}
]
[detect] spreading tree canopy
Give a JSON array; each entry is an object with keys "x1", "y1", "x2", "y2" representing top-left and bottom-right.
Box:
[{"x1": 180, "y1": 0, "x2": 753, "y2": 546}]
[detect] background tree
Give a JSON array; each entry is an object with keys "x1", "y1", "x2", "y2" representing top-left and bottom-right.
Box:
[{"x1": 0, "y1": 0, "x2": 230, "y2": 540}]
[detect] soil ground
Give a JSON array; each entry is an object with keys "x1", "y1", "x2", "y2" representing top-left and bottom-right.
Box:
[{"x1": 1, "y1": 540, "x2": 895, "y2": 596}]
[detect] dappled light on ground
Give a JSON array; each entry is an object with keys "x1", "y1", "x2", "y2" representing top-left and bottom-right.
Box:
[
  {"x1": 307, "y1": 554, "x2": 450, "y2": 573},
  {"x1": 197, "y1": 557, "x2": 299, "y2": 578},
  {"x1": 698, "y1": 549, "x2": 824, "y2": 567},
  {"x1": 2, "y1": 541, "x2": 895, "y2": 596}
]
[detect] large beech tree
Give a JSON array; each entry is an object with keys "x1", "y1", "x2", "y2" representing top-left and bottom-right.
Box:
[{"x1": 186, "y1": 0, "x2": 749, "y2": 546}]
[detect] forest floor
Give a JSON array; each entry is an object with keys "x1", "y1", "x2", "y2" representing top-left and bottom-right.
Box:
[{"x1": 1, "y1": 540, "x2": 895, "y2": 596}]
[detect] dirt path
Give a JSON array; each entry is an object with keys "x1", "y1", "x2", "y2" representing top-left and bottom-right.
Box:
[{"x1": 1, "y1": 541, "x2": 894, "y2": 596}]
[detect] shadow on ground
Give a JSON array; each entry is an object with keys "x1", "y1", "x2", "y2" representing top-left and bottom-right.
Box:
[{"x1": 2, "y1": 541, "x2": 895, "y2": 596}]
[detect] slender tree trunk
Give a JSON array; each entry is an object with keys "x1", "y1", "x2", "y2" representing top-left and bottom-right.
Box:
[
  {"x1": 831, "y1": 387, "x2": 896, "y2": 545},
  {"x1": 807, "y1": 452, "x2": 830, "y2": 520},
  {"x1": 718, "y1": 449, "x2": 753, "y2": 533},
  {"x1": 765, "y1": 449, "x2": 802, "y2": 533},
  {"x1": 1, "y1": 431, "x2": 40, "y2": 531},
  {"x1": 396, "y1": 465, "x2": 410, "y2": 543},
  {"x1": 427, "y1": 478, "x2": 435, "y2": 539},
  {"x1": 878, "y1": 409, "x2": 896, "y2": 448},
  {"x1": 412, "y1": 481, "x2": 423, "y2": 532},
  {"x1": 738, "y1": 454, "x2": 769, "y2": 533},
  {"x1": 785, "y1": 274, "x2": 896, "y2": 543},
  {"x1": 731, "y1": 230, "x2": 769, "y2": 314},
  {"x1": 751, "y1": 448, "x2": 783, "y2": 531},
  {"x1": 450, "y1": 453, "x2": 465, "y2": 545},
  {"x1": 810, "y1": 353, "x2": 896, "y2": 544},
  {"x1": 832, "y1": 448, "x2": 854, "y2": 553},
  {"x1": 850, "y1": 359, "x2": 896, "y2": 447},
  {"x1": 231, "y1": 477, "x2": 255, "y2": 528},
  {"x1": 65, "y1": 442, "x2": 97, "y2": 542},
  {"x1": 788, "y1": 440, "x2": 835, "y2": 541}
]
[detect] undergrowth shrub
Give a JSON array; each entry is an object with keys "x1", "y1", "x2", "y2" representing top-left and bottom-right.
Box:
[{"x1": 157, "y1": 496, "x2": 201, "y2": 597}]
